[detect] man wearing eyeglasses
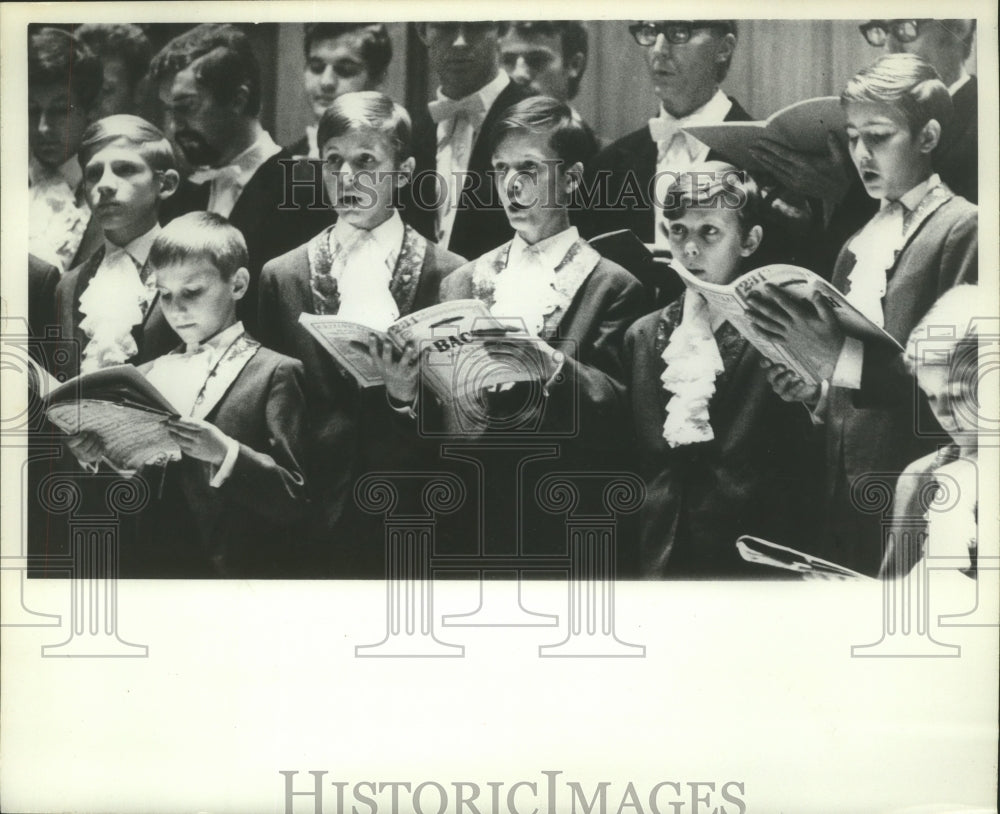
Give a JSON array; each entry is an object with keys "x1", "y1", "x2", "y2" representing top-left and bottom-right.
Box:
[
  {"x1": 577, "y1": 20, "x2": 751, "y2": 248},
  {"x1": 497, "y1": 21, "x2": 600, "y2": 160},
  {"x1": 753, "y1": 18, "x2": 977, "y2": 266}
]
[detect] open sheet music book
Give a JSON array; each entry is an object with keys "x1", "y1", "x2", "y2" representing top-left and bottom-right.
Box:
[
  {"x1": 683, "y1": 96, "x2": 847, "y2": 185},
  {"x1": 736, "y1": 536, "x2": 875, "y2": 581},
  {"x1": 673, "y1": 259, "x2": 903, "y2": 387},
  {"x1": 32, "y1": 360, "x2": 182, "y2": 475},
  {"x1": 300, "y1": 299, "x2": 563, "y2": 404}
]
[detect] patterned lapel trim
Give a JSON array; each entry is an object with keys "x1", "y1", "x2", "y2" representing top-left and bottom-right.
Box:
[
  {"x1": 306, "y1": 225, "x2": 340, "y2": 314},
  {"x1": 388, "y1": 224, "x2": 427, "y2": 316},
  {"x1": 468, "y1": 237, "x2": 602, "y2": 339},
  {"x1": 191, "y1": 332, "x2": 261, "y2": 420},
  {"x1": 889, "y1": 183, "x2": 955, "y2": 279}
]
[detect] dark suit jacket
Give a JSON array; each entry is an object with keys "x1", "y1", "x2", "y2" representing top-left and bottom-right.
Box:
[
  {"x1": 53, "y1": 247, "x2": 179, "y2": 380},
  {"x1": 624, "y1": 298, "x2": 821, "y2": 578},
  {"x1": 133, "y1": 345, "x2": 309, "y2": 578},
  {"x1": 401, "y1": 80, "x2": 535, "y2": 260},
  {"x1": 577, "y1": 96, "x2": 753, "y2": 243},
  {"x1": 160, "y1": 148, "x2": 334, "y2": 336},
  {"x1": 935, "y1": 75, "x2": 977, "y2": 204},
  {"x1": 257, "y1": 226, "x2": 465, "y2": 574},
  {"x1": 28, "y1": 254, "x2": 60, "y2": 342},
  {"x1": 823, "y1": 193, "x2": 977, "y2": 575}
]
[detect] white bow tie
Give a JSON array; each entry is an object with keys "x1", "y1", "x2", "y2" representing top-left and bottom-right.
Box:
[
  {"x1": 429, "y1": 94, "x2": 487, "y2": 127},
  {"x1": 648, "y1": 117, "x2": 701, "y2": 163},
  {"x1": 188, "y1": 164, "x2": 242, "y2": 185}
]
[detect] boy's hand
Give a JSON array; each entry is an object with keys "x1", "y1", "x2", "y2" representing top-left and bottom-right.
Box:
[
  {"x1": 750, "y1": 132, "x2": 852, "y2": 205},
  {"x1": 65, "y1": 430, "x2": 104, "y2": 465},
  {"x1": 760, "y1": 359, "x2": 821, "y2": 405},
  {"x1": 166, "y1": 417, "x2": 232, "y2": 466},
  {"x1": 368, "y1": 335, "x2": 421, "y2": 404},
  {"x1": 746, "y1": 283, "x2": 845, "y2": 382}
]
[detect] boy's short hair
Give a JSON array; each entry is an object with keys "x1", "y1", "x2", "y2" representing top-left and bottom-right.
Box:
[
  {"x1": 148, "y1": 212, "x2": 249, "y2": 281},
  {"x1": 148, "y1": 24, "x2": 261, "y2": 116},
  {"x1": 78, "y1": 114, "x2": 177, "y2": 173},
  {"x1": 497, "y1": 21, "x2": 589, "y2": 98},
  {"x1": 28, "y1": 27, "x2": 103, "y2": 109},
  {"x1": 905, "y1": 285, "x2": 981, "y2": 405},
  {"x1": 490, "y1": 96, "x2": 591, "y2": 168},
  {"x1": 75, "y1": 23, "x2": 153, "y2": 84},
  {"x1": 662, "y1": 161, "x2": 764, "y2": 238},
  {"x1": 317, "y1": 91, "x2": 412, "y2": 164},
  {"x1": 841, "y1": 53, "x2": 953, "y2": 133},
  {"x1": 303, "y1": 23, "x2": 392, "y2": 83}
]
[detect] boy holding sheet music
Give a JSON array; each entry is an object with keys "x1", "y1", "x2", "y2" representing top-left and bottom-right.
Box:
[
  {"x1": 66, "y1": 214, "x2": 310, "y2": 577},
  {"x1": 624, "y1": 164, "x2": 819, "y2": 578},
  {"x1": 747, "y1": 54, "x2": 978, "y2": 576},
  {"x1": 257, "y1": 92, "x2": 465, "y2": 574}
]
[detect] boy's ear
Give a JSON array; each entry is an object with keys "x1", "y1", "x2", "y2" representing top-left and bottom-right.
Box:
[
  {"x1": 739, "y1": 224, "x2": 763, "y2": 257},
  {"x1": 564, "y1": 161, "x2": 584, "y2": 194},
  {"x1": 158, "y1": 169, "x2": 181, "y2": 200},
  {"x1": 396, "y1": 156, "x2": 416, "y2": 186},
  {"x1": 231, "y1": 267, "x2": 250, "y2": 301},
  {"x1": 917, "y1": 119, "x2": 941, "y2": 154}
]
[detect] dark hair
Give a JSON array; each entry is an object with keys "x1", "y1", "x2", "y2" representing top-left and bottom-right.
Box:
[
  {"x1": 148, "y1": 24, "x2": 261, "y2": 116},
  {"x1": 78, "y1": 114, "x2": 177, "y2": 173},
  {"x1": 498, "y1": 21, "x2": 589, "y2": 98},
  {"x1": 490, "y1": 96, "x2": 591, "y2": 168},
  {"x1": 303, "y1": 23, "x2": 392, "y2": 83},
  {"x1": 148, "y1": 211, "x2": 248, "y2": 280},
  {"x1": 842, "y1": 53, "x2": 952, "y2": 134},
  {"x1": 662, "y1": 161, "x2": 764, "y2": 238},
  {"x1": 317, "y1": 91, "x2": 412, "y2": 164},
  {"x1": 28, "y1": 27, "x2": 103, "y2": 109},
  {"x1": 75, "y1": 23, "x2": 153, "y2": 85}
]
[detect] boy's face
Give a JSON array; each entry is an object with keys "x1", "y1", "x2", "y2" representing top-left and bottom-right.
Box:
[
  {"x1": 917, "y1": 363, "x2": 970, "y2": 438},
  {"x1": 845, "y1": 102, "x2": 931, "y2": 201},
  {"x1": 95, "y1": 57, "x2": 136, "y2": 118},
  {"x1": 304, "y1": 34, "x2": 373, "y2": 120},
  {"x1": 666, "y1": 205, "x2": 758, "y2": 286},
  {"x1": 321, "y1": 127, "x2": 412, "y2": 231},
  {"x1": 421, "y1": 22, "x2": 500, "y2": 99},
  {"x1": 159, "y1": 65, "x2": 237, "y2": 168},
  {"x1": 155, "y1": 258, "x2": 247, "y2": 346},
  {"x1": 492, "y1": 129, "x2": 577, "y2": 245},
  {"x1": 644, "y1": 26, "x2": 732, "y2": 118},
  {"x1": 83, "y1": 140, "x2": 176, "y2": 233},
  {"x1": 29, "y1": 83, "x2": 90, "y2": 171},
  {"x1": 499, "y1": 28, "x2": 577, "y2": 102}
]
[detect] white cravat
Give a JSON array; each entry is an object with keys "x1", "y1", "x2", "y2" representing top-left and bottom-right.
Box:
[
  {"x1": 431, "y1": 72, "x2": 509, "y2": 247},
  {"x1": 328, "y1": 215, "x2": 403, "y2": 332},
  {"x1": 188, "y1": 131, "x2": 282, "y2": 218},
  {"x1": 844, "y1": 200, "x2": 905, "y2": 328},
  {"x1": 649, "y1": 89, "x2": 733, "y2": 248}
]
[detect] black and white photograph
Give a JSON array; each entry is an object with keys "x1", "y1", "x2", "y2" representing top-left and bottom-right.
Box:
[{"x1": 1, "y1": 1, "x2": 997, "y2": 812}]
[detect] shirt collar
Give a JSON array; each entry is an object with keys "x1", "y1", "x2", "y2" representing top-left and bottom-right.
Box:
[
  {"x1": 29, "y1": 153, "x2": 83, "y2": 190},
  {"x1": 509, "y1": 225, "x2": 580, "y2": 270},
  {"x1": 656, "y1": 88, "x2": 731, "y2": 126},
  {"x1": 104, "y1": 222, "x2": 161, "y2": 267},
  {"x1": 949, "y1": 71, "x2": 971, "y2": 95},
  {"x1": 436, "y1": 70, "x2": 510, "y2": 115},
  {"x1": 185, "y1": 320, "x2": 245, "y2": 356},
  {"x1": 885, "y1": 173, "x2": 941, "y2": 212},
  {"x1": 217, "y1": 130, "x2": 282, "y2": 186},
  {"x1": 332, "y1": 210, "x2": 404, "y2": 256}
]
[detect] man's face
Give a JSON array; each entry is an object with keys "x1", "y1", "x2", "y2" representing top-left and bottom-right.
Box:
[
  {"x1": 82, "y1": 140, "x2": 168, "y2": 233},
  {"x1": 29, "y1": 83, "x2": 90, "y2": 170},
  {"x1": 304, "y1": 34, "x2": 373, "y2": 120},
  {"x1": 644, "y1": 26, "x2": 731, "y2": 118},
  {"x1": 883, "y1": 20, "x2": 964, "y2": 72},
  {"x1": 422, "y1": 22, "x2": 500, "y2": 98},
  {"x1": 845, "y1": 102, "x2": 929, "y2": 202},
  {"x1": 499, "y1": 28, "x2": 576, "y2": 101},
  {"x1": 158, "y1": 65, "x2": 234, "y2": 168},
  {"x1": 155, "y1": 258, "x2": 244, "y2": 346},
  {"x1": 493, "y1": 128, "x2": 575, "y2": 245},
  {"x1": 95, "y1": 56, "x2": 136, "y2": 118}
]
